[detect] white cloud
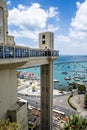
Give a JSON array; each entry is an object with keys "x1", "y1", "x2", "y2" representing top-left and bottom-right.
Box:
[
  {"x1": 56, "y1": 35, "x2": 71, "y2": 43},
  {"x1": 76, "y1": 2, "x2": 81, "y2": 9},
  {"x1": 7, "y1": 0, "x2": 11, "y2": 6},
  {"x1": 48, "y1": 7, "x2": 58, "y2": 18},
  {"x1": 59, "y1": 0, "x2": 87, "y2": 55},
  {"x1": 55, "y1": 35, "x2": 87, "y2": 55},
  {"x1": 8, "y1": 3, "x2": 59, "y2": 41},
  {"x1": 16, "y1": 43, "x2": 26, "y2": 47},
  {"x1": 47, "y1": 24, "x2": 59, "y2": 32},
  {"x1": 7, "y1": 1, "x2": 87, "y2": 55},
  {"x1": 54, "y1": 0, "x2": 87, "y2": 55},
  {"x1": 70, "y1": 0, "x2": 87, "y2": 39}
]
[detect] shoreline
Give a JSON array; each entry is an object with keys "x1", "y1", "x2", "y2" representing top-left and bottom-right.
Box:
[
  {"x1": 17, "y1": 60, "x2": 87, "y2": 90},
  {"x1": 17, "y1": 78, "x2": 70, "y2": 96}
]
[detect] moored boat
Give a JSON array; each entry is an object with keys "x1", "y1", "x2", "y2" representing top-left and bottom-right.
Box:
[
  {"x1": 74, "y1": 78, "x2": 80, "y2": 81},
  {"x1": 64, "y1": 76, "x2": 71, "y2": 80},
  {"x1": 54, "y1": 79, "x2": 60, "y2": 82}
]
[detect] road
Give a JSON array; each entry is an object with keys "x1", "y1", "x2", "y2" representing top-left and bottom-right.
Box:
[
  {"x1": 53, "y1": 94, "x2": 77, "y2": 115},
  {"x1": 18, "y1": 93, "x2": 77, "y2": 116}
]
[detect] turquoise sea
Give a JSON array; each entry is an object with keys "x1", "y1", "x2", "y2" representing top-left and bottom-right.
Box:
[{"x1": 18, "y1": 55, "x2": 87, "y2": 90}]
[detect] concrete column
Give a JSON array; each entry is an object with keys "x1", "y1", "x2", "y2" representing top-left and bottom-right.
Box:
[
  {"x1": 0, "y1": 69, "x2": 17, "y2": 119},
  {"x1": 41, "y1": 60, "x2": 53, "y2": 130}
]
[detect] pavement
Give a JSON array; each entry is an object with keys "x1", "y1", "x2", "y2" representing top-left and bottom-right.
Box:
[
  {"x1": 18, "y1": 78, "x2": 87, "y2": 118},
  {"x1": 17, "y1": 79, "x2": 69, "y2": 96},
  {"x1": 70, "y1": 94, "x2": 87, "y2": 118}
]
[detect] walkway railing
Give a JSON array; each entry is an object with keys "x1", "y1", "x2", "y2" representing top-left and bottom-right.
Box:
[{"x1": 0, "y1": 45, "x2": 59, "y2": 59}]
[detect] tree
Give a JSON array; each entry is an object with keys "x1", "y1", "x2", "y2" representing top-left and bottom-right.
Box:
[
  {"x1": 63, "y1": 114, "x2": 87, "y2": 130},
  {"x1": 32, "y1": 84, "x2": 36, "y2": 92},
  {"x1": 84, "y1": 93, "x2": 87, "y2": 108},
  {"x1": 69, "y1": 82, "x2": 77, "y2": 89},
  {"x1": 17, "y1": 71, "x2": 21, "y2": 78},
  {"x1": 0, "y1": 119, "x2": 22, "y2": 130},
  {"x1": 69, "y1": 86, "x2": 73, "y2": 92},
  {"x1": 78, "y1": 84, "x2": 86, "y2": 94},
  {"x1": 59, "y1": 87, "x2": 65, "y2": 93}
]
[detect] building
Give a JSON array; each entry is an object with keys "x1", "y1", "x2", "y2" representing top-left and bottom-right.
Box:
[
  {"x1": 28, "y1": 108, "x2": 41, "y2": 130},
  {"x1": 0, "y1": 0, "x2": 59, "y2": 130}
]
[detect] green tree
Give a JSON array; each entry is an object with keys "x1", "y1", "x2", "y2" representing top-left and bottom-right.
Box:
[
  {"x1": 63, "y1": 114, "x2": 87, "y2": 130},
  {"x1": 32, "y1": 84, "x2": 36, "y2": 92},
  {"x1": 78, "y1": 84, "x2": 86, "y2": 94},
  {"x1": 59, "y1": 87, "x2": 65, "y2": 93},
  {"x1": 69, "y1": 86, "x2": 73, "y2": 93},
  {"x1": 17, "y1": 71, "x2": 21, "y2": 78},
  {"x1": 0, "y1": 119, "x2": 22, "y2": 130},
  {"x1": 69, "y1": 82, "x2": 77, "y2": 89},
  {"x1": 84, "y1": 93, "x2": 87, "y2": 108}
]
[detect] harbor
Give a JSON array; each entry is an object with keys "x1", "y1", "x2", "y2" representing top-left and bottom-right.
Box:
[{"x1": 18, "y1": 56, "x2": 87, "y2": 91}]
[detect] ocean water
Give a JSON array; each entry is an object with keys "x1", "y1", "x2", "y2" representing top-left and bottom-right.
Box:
[
  {"x1": 54, "y1": 55, "x2": 87, "y2": 90},
  {"x1": 18, "y1": 55, "x2": 87, "y2": 90}
]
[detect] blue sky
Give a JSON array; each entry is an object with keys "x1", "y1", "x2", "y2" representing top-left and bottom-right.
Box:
[{"x1": 6, "y1": 0, "x2": 87, "y2": 55}]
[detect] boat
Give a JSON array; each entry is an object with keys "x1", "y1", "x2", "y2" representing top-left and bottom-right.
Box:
[
  {"x1": 74, "y1": 78, "x2": 80, "y2": 81},
  {"x1": 83, "y1": 80, "x2": 87, "y2": 82},
  {"x1": 79, "y1": 76, "x2": 85, "y2": 79},
  {"x1": 54, "y1": 79, "x2": 60, "y2": 82},
  {"x1": 61, "y1": 72, "x2": 68, "y2": 75},
  {"x1": 79, "y1": 74, "x2": 85, "y2": 79},
  {"x1": 64, "y1": 76, "x2": 71, "y2": 80}
]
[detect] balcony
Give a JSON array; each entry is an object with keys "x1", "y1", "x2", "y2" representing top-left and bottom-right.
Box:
[
  {"x1": 0, "y1": 45, "x2": 59, "y2": 69},
  {"x1": 0, "y1": 45, "x2": 59, "y2": 58}
]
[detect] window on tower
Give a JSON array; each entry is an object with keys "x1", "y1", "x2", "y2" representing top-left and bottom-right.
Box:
[
  {"x1": 42, "y1": 34, "x2": 45, "y2": 39},
  {"x1": 42, "y1": 40, "x2": 45, "y2": 44}
]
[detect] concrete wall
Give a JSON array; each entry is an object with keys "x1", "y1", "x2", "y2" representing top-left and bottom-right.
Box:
[
  {"x1": 17, "y1": 103, "x2": 28, "y2": 130},
  {"x1": 41, "y1": 61, "x2": 53, "y2": 130},
  {"x1": 39, "y1": 32, "x2": 54, "y2": 50},
  {"x1": 7, "y1": 35, "x2": 15, "y2": 45},
  {"x1": 0, "y1": 69, "x2": 17, "y2": 118},
  {"x1": 0, "y1": 0, "x2": 8, "y2": 44}
]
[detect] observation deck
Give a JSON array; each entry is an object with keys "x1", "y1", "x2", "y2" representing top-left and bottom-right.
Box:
[{"x1": 0, "y1": 45, "x2": 59, "y2": 69}]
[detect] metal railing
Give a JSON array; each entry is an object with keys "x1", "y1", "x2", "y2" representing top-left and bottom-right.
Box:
[{"x1": 0, "y1": 45, "x2": 59, "y2": 59}]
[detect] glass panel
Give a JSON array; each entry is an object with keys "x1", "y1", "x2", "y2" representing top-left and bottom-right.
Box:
[
  {"x1": 15, "y1": 48, "x2": 22, "y2": 58},
  {"x1": 5, "y1": 46, "x2": 14, "y2": 58},
  {"x1": 31, "y1": 50, "x2": 35, "y2": 56},
  {"x1": 38, "y1": 51, "x2": 41, "y2": 56},
  {"x1": 29, "y1": 50, "x2": 31, "y2": 57},
  {"x1": 10, "y1": 47, "x2": 14, "y2": 57},
  {"x1": 51, "y1": 51, "x2": 54, "y2": 56},
  {"x1": 23, "y1": 48, "x2": 29, "y2": 57},
  {"x1": 47, "y1": 49, "x2": 51, "y2": 56},
  {"x1": 45, "y1": 51, "x2": 48, "y2": 56},
  {"x1": 0, "y1": 46, "x2": 3, "y2": 58},
  {"x1": 42, "y1": 51, "x2": 45, "y2": 56}
]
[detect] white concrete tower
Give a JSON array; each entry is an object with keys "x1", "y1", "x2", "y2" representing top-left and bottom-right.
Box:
[
  {"x1": 0, "y1": 0, "x2": 14, "y2": 45},
  {"x1": 39, "y1": 32, "x2": 54, "y2": 49},
  {"x1": 39, "y1": 32, "x2": 54, "y2": 130},
  {"x1": 0, "y1": 0, "x2": 8, "y2": 44},
  {"x1": 0, "y1": 1, "x2": 28, "y2": 130}
]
